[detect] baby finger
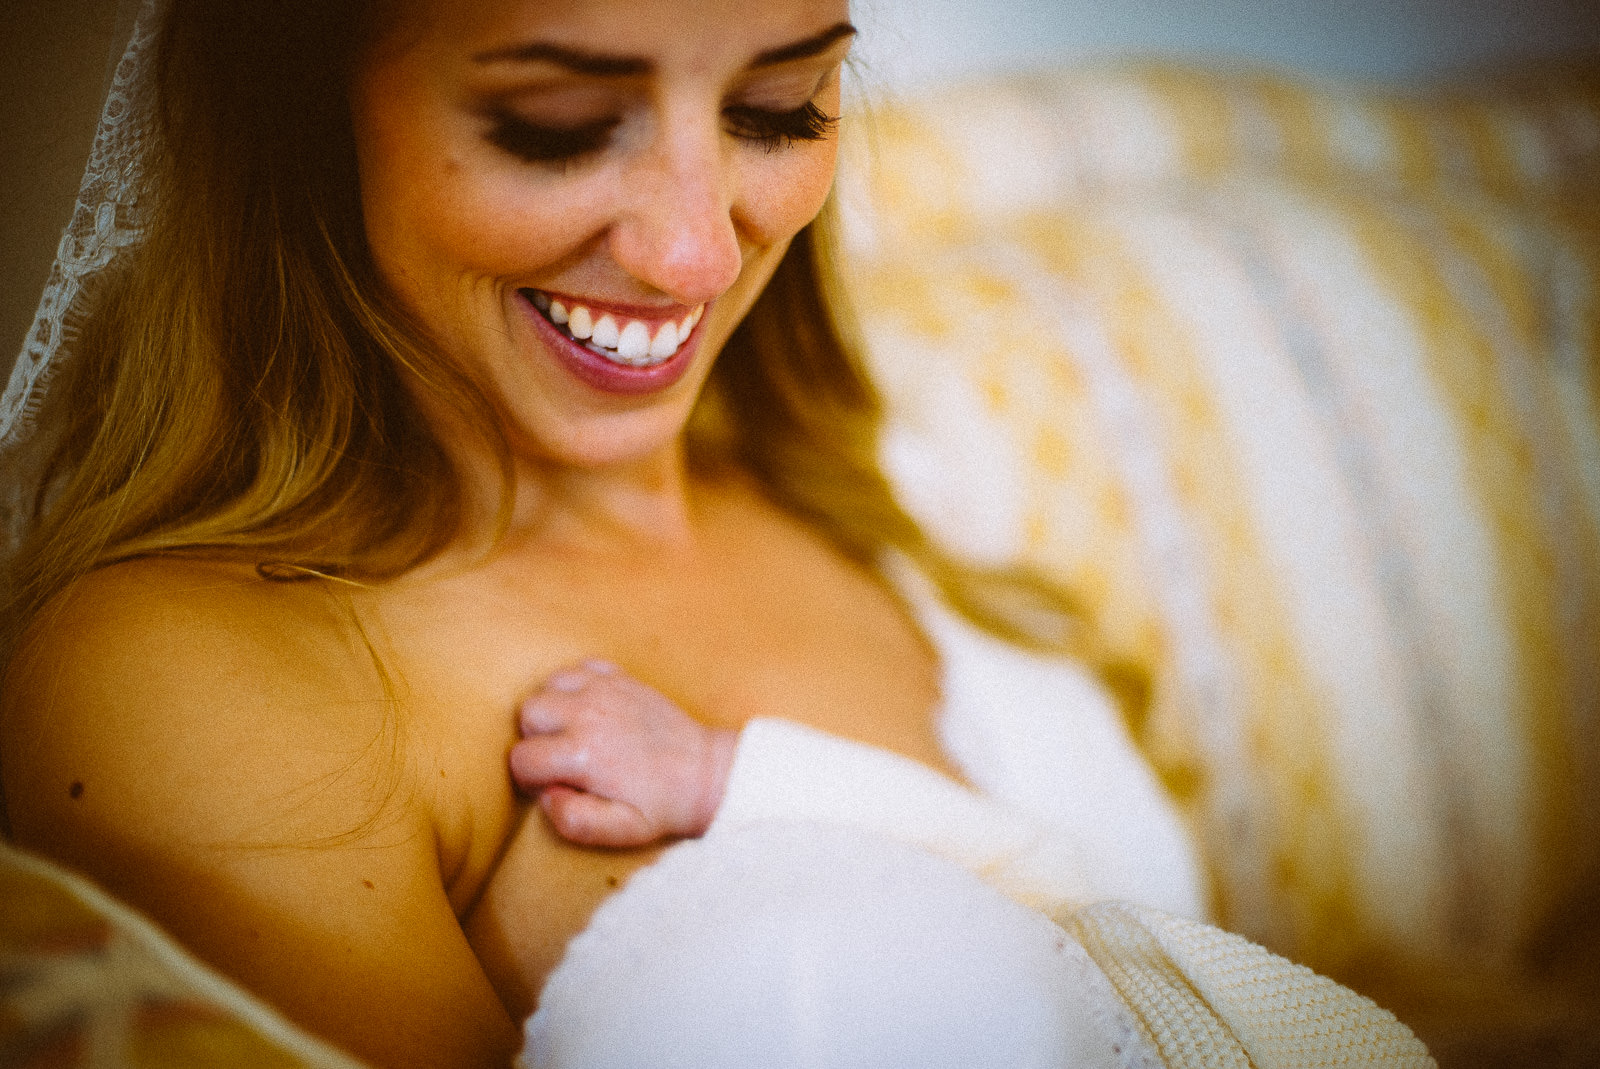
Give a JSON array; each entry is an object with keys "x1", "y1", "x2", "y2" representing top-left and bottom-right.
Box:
[
  {"x1": 539, "y1": 786, "x2": 656, "y2": 848},
  {"x1": 518, "y1": 697, "x2": 568, "y2": 736},
  {"x1": 508, "y1": 735, "x2": 596, "y2": 794}
]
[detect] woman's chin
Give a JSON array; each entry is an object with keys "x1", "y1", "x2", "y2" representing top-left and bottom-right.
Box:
[{"x1": 508, "y1": 408, "x2": 699, "y2": 474}]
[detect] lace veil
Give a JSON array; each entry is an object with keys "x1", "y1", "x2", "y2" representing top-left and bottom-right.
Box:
[{"x1": 0, "y1": 0, "x2": 163, "y2": 574}]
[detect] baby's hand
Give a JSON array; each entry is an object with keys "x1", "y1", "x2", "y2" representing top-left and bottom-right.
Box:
[{"x1": 508, "y1": 660, "x2": 738, "y2": 849}]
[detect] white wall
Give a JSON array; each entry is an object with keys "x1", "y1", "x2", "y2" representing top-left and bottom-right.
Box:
[{"x1": 852, "y1": 0, "x2": 1600, "y2": 91}]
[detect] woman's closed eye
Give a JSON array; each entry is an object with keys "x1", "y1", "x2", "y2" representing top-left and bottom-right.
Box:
[
  {"x1": 485, "y1": 100, "x2": 838, "y2": 165},
  {"x1": 486, "y1": 112, "x2": 621, "y2": 164},
  {"x1": 722, "y1": 101, "x2": 838, "y2": 152}
]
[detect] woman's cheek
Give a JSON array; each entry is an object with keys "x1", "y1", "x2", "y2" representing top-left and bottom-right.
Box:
[
  {"x1": 738, "y1": 139, "x2": 840, "y2": 243},
  {"x1": 423, "y1": 174, "x2": 572, "y2": 281}
]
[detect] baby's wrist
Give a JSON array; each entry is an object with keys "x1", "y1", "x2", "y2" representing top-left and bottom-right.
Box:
[{"x1": 690, "y1": 727, "x2": 740, "y2": 836}]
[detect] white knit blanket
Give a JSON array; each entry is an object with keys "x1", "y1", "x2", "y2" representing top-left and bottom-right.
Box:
[
  {"x1": 527, "y1": 586, "x2": 1435, "y2": 1067},
  {"x1": 527, "y1": 817, "x2": 1434, "y2": 1069}
]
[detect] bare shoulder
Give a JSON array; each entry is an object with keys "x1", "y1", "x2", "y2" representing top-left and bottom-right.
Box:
[
  {"x1": 1, "y1": 554, "x2": 396, "y2": 870},
  {"x1": 0, "y1": 555, "x2": 520, "y2": 1066}
]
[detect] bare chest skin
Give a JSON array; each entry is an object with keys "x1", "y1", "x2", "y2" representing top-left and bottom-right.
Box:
[{"x1": 362, "y1": 487, "x2": 947, "y2": 1015}]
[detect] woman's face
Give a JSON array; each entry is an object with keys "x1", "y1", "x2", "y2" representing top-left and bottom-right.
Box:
[{"x1": 350, "y1": 0, "x2": 852, "y2": 470}]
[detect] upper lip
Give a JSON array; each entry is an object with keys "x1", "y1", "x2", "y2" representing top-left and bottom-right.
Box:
[{"x1": 521, "y1": 288, "x2": 700, "y2": 324}]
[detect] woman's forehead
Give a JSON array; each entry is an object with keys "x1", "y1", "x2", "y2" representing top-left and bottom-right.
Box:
[{"x1": 381, "y1": 0, "x2": 853, "y2": 70}]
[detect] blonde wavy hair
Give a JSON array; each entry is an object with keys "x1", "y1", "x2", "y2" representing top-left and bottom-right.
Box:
[{"x1": 4, "y1": 0, "x2": 1142, "y2": 714}]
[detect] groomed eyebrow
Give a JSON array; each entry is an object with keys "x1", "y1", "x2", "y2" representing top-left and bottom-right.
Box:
[
  {"x1": 751, "y1": 22, "x2": 857, "y2": 67},
  {"x1": 474, "y1": 21, "x2": 856, "y2": 74}
]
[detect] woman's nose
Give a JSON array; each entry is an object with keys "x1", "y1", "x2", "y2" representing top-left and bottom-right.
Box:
[{"x1": 609, "y1": 125, "x2": 744, "y2": 306}]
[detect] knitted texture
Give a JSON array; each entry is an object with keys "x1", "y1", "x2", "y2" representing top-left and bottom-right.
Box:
[
  {"x1": 1072, "y1": 902, "x2": 1436, "y2": 1069},
  {"x1": 1069, "y1": 904, "x2": 1252, "y2": 1069}
]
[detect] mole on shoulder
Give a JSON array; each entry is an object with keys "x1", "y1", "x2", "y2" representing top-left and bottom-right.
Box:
[{"x1": 69, "y1": 780, "x2": 84, "y2": 800}]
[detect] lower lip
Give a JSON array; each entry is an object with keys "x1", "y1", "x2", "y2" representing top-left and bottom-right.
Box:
[{"x1": 518, "y1": 290, "x2": 704, "y2": 396}]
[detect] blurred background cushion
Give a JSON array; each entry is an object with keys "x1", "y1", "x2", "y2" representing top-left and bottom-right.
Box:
[
  {"x1": 841, "y1": 62, "x2": 1600, "y2": 1063},
  {"x1": 0, "y1": 841, "x2": 361, "y2": 1068}
]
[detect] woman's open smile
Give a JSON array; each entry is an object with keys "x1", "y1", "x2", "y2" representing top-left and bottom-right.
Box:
[
  {"x1": 525, "y1": 290, "x2": 704, "y2": 368},
  {"x1": 518, "y1": 288, "x2": 708, "y2": 394}
]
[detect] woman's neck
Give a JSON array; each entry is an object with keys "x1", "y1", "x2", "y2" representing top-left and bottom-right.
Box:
[{"x1": 442, "y1": 433, "x2": 709, "y2": 567}]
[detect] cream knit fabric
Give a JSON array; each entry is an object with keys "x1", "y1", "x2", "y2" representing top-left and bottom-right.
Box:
[{"x1": 1070, "y1": 902, "x2": 1435, "y2": 1068}]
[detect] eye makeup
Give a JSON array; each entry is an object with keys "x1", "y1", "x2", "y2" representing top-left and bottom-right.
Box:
[
  {"x1": 483, "y1": 99, "x2": 838, "y2": 166},
  {"x1": 485, "y1": 110, "x2": 621, "y2": 164},
  {"x1": 723, "y1": 100, "x2": 838, "y2": 153}
]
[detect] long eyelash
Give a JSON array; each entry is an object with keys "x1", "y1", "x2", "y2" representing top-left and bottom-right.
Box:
[
  {"x1": 484, "y1": 101, "x2": 836, "y2": 164},
  {"x1": 723, "y1": 101, "x2": 839, "y2": 152},
  {"x1": 485, "y1": 111, "x2": 620, "y2": 164}
]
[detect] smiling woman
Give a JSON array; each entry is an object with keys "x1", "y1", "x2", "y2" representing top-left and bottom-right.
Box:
[
  {"x1": 0, "y1": 0, "x2": 1065, "y2": 1065},
  {"x1": 0, "y1": 0, "x2": 1437, "y2": 1067}
]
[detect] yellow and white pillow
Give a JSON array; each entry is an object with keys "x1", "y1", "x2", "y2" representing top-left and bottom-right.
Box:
[{"x1": 844, "y1": 63, "x2": 1600, "y2": 1030}]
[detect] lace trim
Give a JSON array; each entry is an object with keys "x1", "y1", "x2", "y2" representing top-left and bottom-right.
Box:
[{"x1": 0, "y1": 0, "x2": 161, "y2": 560}]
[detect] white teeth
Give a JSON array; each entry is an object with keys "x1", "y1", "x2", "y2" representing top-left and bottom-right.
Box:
[
  {"x1": 650, "y1": 321, "x2": 680, "y2": 359},
  {"x1": 673, "y1": 305, "x2": 702, "y2": 344},
  {"x1": 568, "y1": 305, "x2": 593, "y2": 340},
  {"x1": 616, "y1": 320, "x2": 651, "y2": 360},
  {"x1": 534, "y1": 297, "x2": 705, "y2": 367}
]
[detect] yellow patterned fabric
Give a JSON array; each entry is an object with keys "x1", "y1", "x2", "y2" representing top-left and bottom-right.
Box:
[
  {"x1": 841, "y1": 63, "x2": 1600, "y2": 1051},
  {"x1": 0, "y1": 843, "x2": 362, "y2": 1069}
]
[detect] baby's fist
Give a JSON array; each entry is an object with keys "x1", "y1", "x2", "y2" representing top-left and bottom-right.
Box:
[{"x1": 508, "y1": 660, "x2": 737, "y2": 848}]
